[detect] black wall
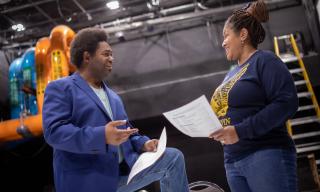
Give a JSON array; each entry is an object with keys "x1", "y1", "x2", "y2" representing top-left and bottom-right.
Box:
[{"x1": 0, "y1": 51, "x2": 10, "y2": 120}]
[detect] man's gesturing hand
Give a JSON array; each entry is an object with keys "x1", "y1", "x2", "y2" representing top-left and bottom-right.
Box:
[{"x1": 105, "y1": 120, "x2": 138, "y2": 146}]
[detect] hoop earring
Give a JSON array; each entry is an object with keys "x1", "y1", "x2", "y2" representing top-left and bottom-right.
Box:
[{"x1": 241, "y1": 40, "x2": 245, "y2": 46}]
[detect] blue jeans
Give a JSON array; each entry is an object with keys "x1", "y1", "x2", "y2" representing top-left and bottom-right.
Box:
[
  {"x1": 117, "y1": 148, "x2": 189, "y2": 192},
  {"x1": 225, "y1": 148, "x2": 297, "y2": 192}
]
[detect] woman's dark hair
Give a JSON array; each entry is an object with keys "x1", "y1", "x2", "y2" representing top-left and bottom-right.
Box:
[
  {"x1": 70, "y1": 28, "x2": 108, "y2": 68},
  {"x1": 226, "y1": 0, "x2": 269, "y2": 48}
]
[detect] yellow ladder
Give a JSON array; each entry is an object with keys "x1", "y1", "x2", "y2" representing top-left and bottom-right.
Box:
[
  {"x1": 274, "y1": 34, "x2": 320, "y2": 135},
  {"x1": 274, "y1": 34, "x2": 320, "y2": 158}
]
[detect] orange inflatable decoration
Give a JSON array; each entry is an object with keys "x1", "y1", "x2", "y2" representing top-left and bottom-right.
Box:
[
  {"x1": 35, "y1": 37, "x2": 50, "y2": 113},
  {"x1": 48, "y1": 25, "x2": 76, "y2": 80},
  {"x1": 0, "y1": 25, "x2": 75, "y2": 142}
]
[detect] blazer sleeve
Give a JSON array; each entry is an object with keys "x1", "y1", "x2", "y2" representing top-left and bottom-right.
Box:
[
  {"x1": 116, "y1": 96, "x2": 150, "y2": 153},
  {"x1": 42, "y1": 81, "x2": 107, "y2": 154},
  {"x1": 127, "y1": 119, "x2": 150, "y2": 153}
]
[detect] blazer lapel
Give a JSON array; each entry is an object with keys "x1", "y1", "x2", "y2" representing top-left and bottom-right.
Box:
[{"x1": 72, "y1": 72, "x2": 112, "y2": 120}]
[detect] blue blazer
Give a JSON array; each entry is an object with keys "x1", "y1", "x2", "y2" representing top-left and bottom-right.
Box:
[{"x1": 42, "y1": 72, "x2": 150, "y2": 192}]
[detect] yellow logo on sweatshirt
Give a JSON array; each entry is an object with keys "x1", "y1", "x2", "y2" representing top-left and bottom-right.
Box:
[{"x1": 211, "y1": 64, "x2": 249, "y2": 123}]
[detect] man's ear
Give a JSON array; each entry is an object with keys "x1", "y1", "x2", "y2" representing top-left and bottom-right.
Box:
[
  {"x1": 239, "y1": 28, "x2": 249, "y2": 42},
  {"x1": 82, "y1": 51, "x2": 91, "y2": 66}
]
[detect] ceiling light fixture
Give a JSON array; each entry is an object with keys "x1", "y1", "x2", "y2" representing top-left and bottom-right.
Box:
[
  {"x1": 66, "y1": 17, "x2": 72, "y2": 22},
  {"x1": 150, "y1": 0, "x2": 160, "y2": 6},
  {"x1": 11, "y1": 23, "x2": 25, "y2": 32},
  {"x1": 115, "y1": 31, "x2": 125, "y2": 42},
  {"x1": 106, "y1": 0, "x2": 120, "y2": 10}
]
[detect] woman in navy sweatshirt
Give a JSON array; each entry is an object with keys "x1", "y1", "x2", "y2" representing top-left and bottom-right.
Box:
[{"x1": 209, "y1": 1, "x2": 298, "y2": 191}]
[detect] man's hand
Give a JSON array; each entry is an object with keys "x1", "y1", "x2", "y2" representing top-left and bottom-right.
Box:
[
  {"x1": 142, "y1": 139, "x2": 159, "y2": 152},
  {"x1": 105, "y1": 120, "x2": 138, "y2": 146},
  {"x1": 209, "y1": 125, "x2": 239, "y2": 145}
]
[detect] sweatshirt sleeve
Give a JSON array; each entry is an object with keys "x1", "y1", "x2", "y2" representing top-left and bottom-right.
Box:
[{"x1": 234, "y1": 54, "x2": 299, "y2": 139}]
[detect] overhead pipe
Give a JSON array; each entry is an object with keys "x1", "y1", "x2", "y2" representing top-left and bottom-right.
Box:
[
  {"x1": 102, "y1": 0, "x2": 297, "y2": 34},
  {"x1": 0, "y1": 0, "x2": 55, "y2": 14},
  {"x1": 101, "y1": 2, "x2": 198, "y2": 30},
  {"x1": 72, "y1": 0, "x2": 92, "y2": 21},
  {"x1": 29, "y1": 0, "x2": 58, "y2": 25}
]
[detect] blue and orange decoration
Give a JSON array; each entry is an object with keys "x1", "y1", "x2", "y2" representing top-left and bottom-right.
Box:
[{"x1": 0, "y1": 25, "x2": 76, "y2": 142}]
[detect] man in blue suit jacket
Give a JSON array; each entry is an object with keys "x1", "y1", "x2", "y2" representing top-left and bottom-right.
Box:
[{"x1": 42, "y1": 28, "x2": 189, "y2": 192}]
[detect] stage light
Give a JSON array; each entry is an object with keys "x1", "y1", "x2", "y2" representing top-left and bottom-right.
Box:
[
  {"x1": 11, "y1": 23, "x2": 25, "y2": 32},
  {"x1": 106, "y1": 0, "x2": 120, "y2": 10}
]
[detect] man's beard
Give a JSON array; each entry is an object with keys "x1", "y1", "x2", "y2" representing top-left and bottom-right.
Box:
[
  {"x1": 90, "y1": 68, "x2": 111, "y2": 81},
  {"x1": 99, "y1": 70, "x2": 111, "y2": 81}
]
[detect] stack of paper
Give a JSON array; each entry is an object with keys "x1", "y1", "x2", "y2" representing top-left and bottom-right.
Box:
[
  {"x1": 127, "y1": 128, "x2": 167, "y2": 184},
  {"x1": 163, "y1": 95, "x2": 222, "y2": 137}
]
